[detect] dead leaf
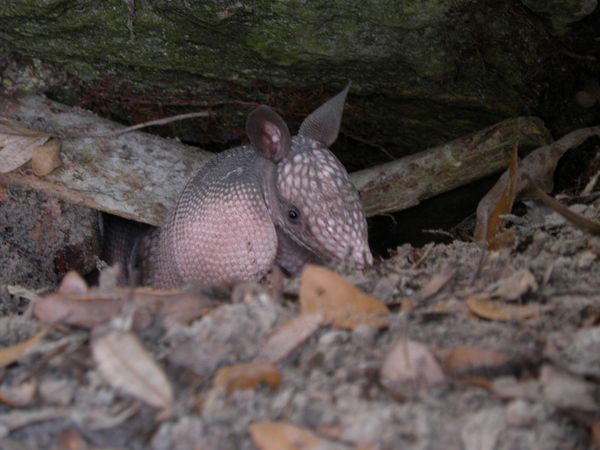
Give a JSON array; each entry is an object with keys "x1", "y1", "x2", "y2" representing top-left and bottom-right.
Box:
[
  {"x1": 0, "y1": 407, "x2": 73, "y2": 433},
  {"x1": 455, "y1": 376, "x2": 494, "y2": 391},
  {"x1": 91, "y1": 329, "x2": 173, "y2": 410},
  {"x1": 32, "y1": 138, "x2": 62, "y2": 176},
  {"x1": 416, "y1": 269, "x2": 456, "y2": 301},
  {"x1": 476, "y1": 126, "x2": 600, "y2": 243},
  {"x1": 466, "y1": 294, "x2": 539, "y2": 321},
  {"x1": 58, "y1": 271, "x2": 89, "y2": 295},
  {"x1": 35, "y1": 284, "x2": 215, "y2": 329},
  {"x1": 433, "y1": 346, "x2": 510, "y2": 375},
  {"x1": 0, "y1": 328, "x2": 47, "y2": 368},
  {"x1": 461, "y1": 407, "x2": 506, "y2": 450},
  {"x1": 213, "y1": 362, "x2": 281, "y2": 393},
  {"x1": 249, "y1": 421, "x2": 335, "y2": 450},
  {"x1": 490, "y1": 376, "x2": 541, "y2": 401},
  {"x1": 34, "y1": 294, "x2": 124, "y2": 328},
  {"x1": 258, "y1": 314, "x2": 324, "y2": 363},
  {"x1": 380, "y1": 339, "x2": 445, "y2": 398},
  {"x1": 591, "y1": 421, "x2": 600, "y2": 450},
  {"x1": 130, "y1": 287, "x2": 216, "y2": 324},
  {"x1": 0, "y1": 379, "x2": 37, "y2": 406},
  {"x1": 488, "y1": 269, "x2": 538, "y2": 301},
  {"x1": 39, "y1": 377, "x2": 75, "y2": 406},
  {"x1": 0, "y1": 119, "x2": 54, "y2": 173},
  {"x1": 475, "y1": 143, "x2": 518, "y2": 244},
  {"x1": 53, "y1": 428, "x2": 89, "y2": 450},
  {"x1": 544, "y1": 326, "x2": 600, "y2": 377},
  {"x1": 540, "y1": 365, "x2": 598, "y2": 412},
  {"x1": 300, "y1": 265, "x2": 389, "y2": 329}
]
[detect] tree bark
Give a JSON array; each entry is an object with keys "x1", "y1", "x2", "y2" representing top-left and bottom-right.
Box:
[{"x1": 0, "y1": 95, "x2": 551, "y2": 224}]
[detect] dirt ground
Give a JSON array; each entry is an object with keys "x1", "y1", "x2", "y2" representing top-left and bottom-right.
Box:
[{"x1": 0, "y1": 174, "x2": 598, "y2": 449}]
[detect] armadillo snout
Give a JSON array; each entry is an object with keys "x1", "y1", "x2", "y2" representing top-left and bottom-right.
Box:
[
  {"x1": 310, "y1": 202, "x2": 372, "y2": 269},
  {"x1": 278, "y1": 144, "x2": 372, "y2": 270}
]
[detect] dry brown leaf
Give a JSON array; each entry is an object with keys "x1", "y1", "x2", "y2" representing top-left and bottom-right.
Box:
[
  {"x1": 53, "y1": 428, "x2": 89, "y2": 450},
  {"x1": 540, "y1": 365, "x2": 598, "y2": 412},
  {"x1": 258, "y1": 314, "x2": 324, "y2": 363},
  {"x1": 128, "y1": 287, "x2": 216, "y2": 324},
  {"x1": 476, "y1": 126, "x2": 600, "y2": 244},
  {"x1": 416, "y1": 269, "x2": 456, "y2": 301},
  {"x1": 32, "y1": 138, "x2": 62, "y2": 176},
  {"x1": 466, "y1": 294, "x2": 539, "y2": 321},
  {"x1": 92, "y1": 330, "x2": 173, "y2": 410},
  {"x1": 0, "y1": 119, "x2": 54, "y2": 173},
  {"x1": 34, "y1": 294, "x2": 124, "y2": 328},
  {"x1": 0, "y1": 328, "x2": 47, "y2": 368},
  {"x1": 433, "y1": 346, "x2": 510, "y2": 375},
  {"x1": 455, "y1": 376, "x2": 495, "y2": 391},
  {"x1": 592, "y1": 421, "x2": 600, "y2": 450},
  {"x1": 488, "y1": 269, "x2": 538, "y2": 301},
  {"x1": 461, "y1": 407, "x2": 506, "y2": 450},
  {"x1": 35, "y1": 283, "x2": 216, "y2": 329},
  {"x1": 213, "y1": 362, "x2": 281, "y2": 393},
  {"x1": 475, "y1": 143, "x2": 518, "y2": 243},
  {"x1": 0, "y1": 407, "x2": 74, "y2": 433},
  {"x1": 544, "y1": 326, "x2": 600, "y2": 377},
  {"x1": 0, "y1": 379, "x2": 37, "y2": 406},
  {"x1": 300, "y1": 265, "x2": 389, "y2": 329},
  {"x1": 380, "y1": 339, "x2": 445, "y2": 398},
  {"x1": 490, "y1": 376, "x2": 541, "y2": 401},
  {"x1": 249, "y1": 421, "x2": 327, "y2": 450},
  {"x1": 58, "y1": 271, "x2": 89, "y2": 295}
]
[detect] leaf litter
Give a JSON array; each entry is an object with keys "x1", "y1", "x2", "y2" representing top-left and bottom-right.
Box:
[{"x1": 0, "y1": 126, "x2": 598, "y2": 449}]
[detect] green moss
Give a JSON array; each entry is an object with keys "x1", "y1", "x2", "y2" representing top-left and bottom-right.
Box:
[{"x1": 0, "y1": 0, "x2": 556, "y2": 156}]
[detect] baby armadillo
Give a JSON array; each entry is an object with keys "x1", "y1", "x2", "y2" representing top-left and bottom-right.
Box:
[{"x1": 144, "y1": 84, "x2": 372, "y2": 288}]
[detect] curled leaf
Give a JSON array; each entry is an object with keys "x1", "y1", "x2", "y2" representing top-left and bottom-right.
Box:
[
  {"x1": 0, "y1": 119, "x2": 54, "y2": 173},
  {"x1": 213, "y1": 362, "x2": 281, "y2": 393},
  {"x1": 433, "y1": 346, "x2": 510, "y2": 375},
  {"x1": 487, "y1": 269, "x2": 538, "y2": 301},
  {"x1": 474, "y1": 143, "x2": 518, "y2": 245},
  {"x1": 466, "y1": 295, "x2": 539, "y2": 322},
  {"x1": 0, "y1": 328, "x2": 47, "y2": 368},
  {"x1": 300, "y1": 265, "x2": 389, "y2": 329},
  {"x1": 258, "y1": 314, "x2": 324, "y2": 363},
  {"x1": 31, "y1": 138, "x2": 62, "y2": 176},
  {"x1": 249, "y1": 421, "x2": 328, "y2": 450},
  {"x1": 0, "y1": 379, "x2": 37, "y2": 406},
  {"x1": 92, "y1": 330, "x2": 173, "y2": 410},
  {"x1": 380, "y1": 339, "x2": 445, "y2": 398}
]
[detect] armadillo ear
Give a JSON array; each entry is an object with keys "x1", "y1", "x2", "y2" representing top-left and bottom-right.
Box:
[
  {"x1": 246, "y1": 106, "x2": 291, "y2": 162},
  {"x1": 299, "y1": 82, "x2": 350, "y2": 147}
]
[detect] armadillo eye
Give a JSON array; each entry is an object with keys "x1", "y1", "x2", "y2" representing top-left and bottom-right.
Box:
[{"x1": 287, "y1": 208, "x2": 300, "y2": 222}]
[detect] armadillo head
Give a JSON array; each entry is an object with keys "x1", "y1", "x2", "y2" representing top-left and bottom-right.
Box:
[{"x1": 246, "y1": 84, "x2": 372, "y2": 271}]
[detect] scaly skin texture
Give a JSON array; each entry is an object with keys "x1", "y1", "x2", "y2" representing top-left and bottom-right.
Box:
[{"x1": 146, "y1": 85, "x2": 372, "y2": 288}]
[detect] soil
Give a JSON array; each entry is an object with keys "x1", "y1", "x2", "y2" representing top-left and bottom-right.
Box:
[{"x1": 0, "y1": 178, "x2": 599, "y2": 449}]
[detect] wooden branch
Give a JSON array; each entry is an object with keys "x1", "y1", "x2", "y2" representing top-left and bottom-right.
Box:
[
  {"x1": 0, "y1": 95, "x2": 551, "y2": 225},
  {"x1": 352, "y1": 117, "x2": 551, "y2": 216},
  {"x1": 0, "y1": 95, "x2": 213, "y2": 225}
]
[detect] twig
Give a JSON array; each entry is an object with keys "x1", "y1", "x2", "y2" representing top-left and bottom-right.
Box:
[
  {"x1": 65, "y1": 110, "x2": 213, "y2": 139},
  {"x1": 525, "y1": 176, "x2": 600, "y2": 236}
]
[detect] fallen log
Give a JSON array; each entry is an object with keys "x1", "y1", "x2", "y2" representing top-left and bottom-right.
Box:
[
  {"x1": 352, "y1": 117, "x2": 551, "y2": 216},
  {"x1": 0, "y1": 95, "x2": 551, "y2": 223},
  {"x1": 0, "y1": 95, "x2": 212, "y2": 225}
]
